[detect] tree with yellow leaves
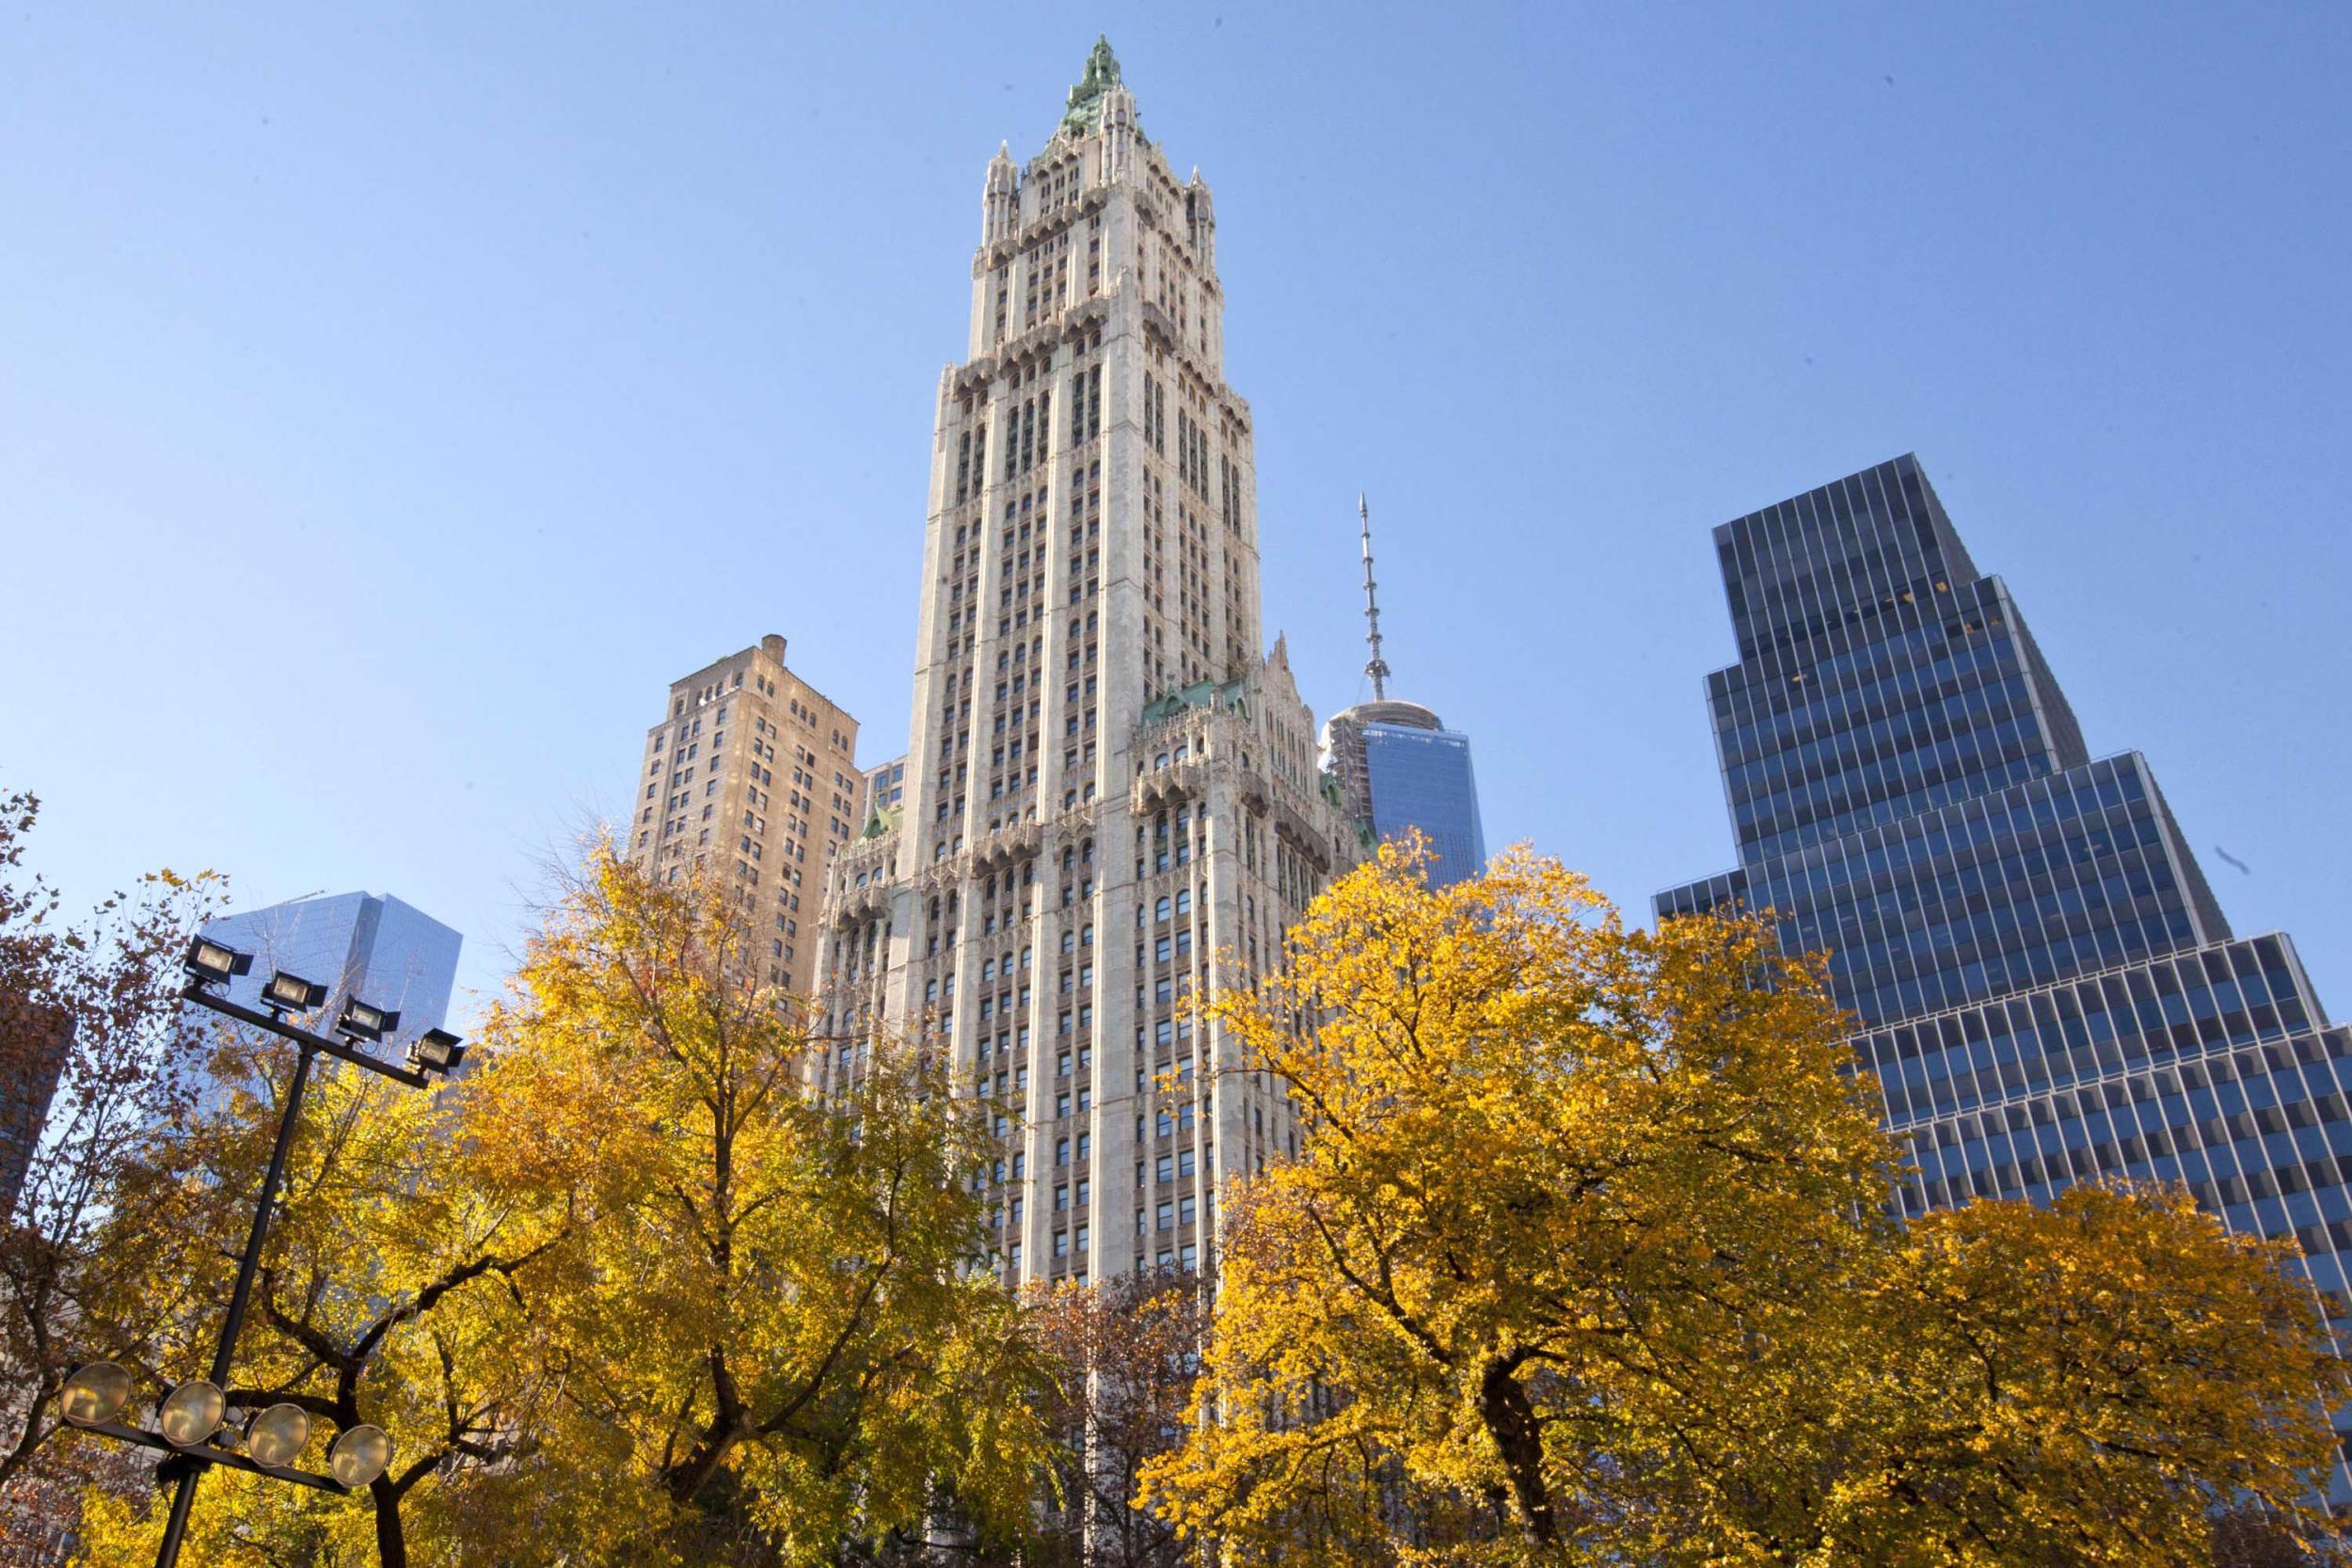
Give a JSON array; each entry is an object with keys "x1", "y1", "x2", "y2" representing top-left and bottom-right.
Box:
[
  {"x1": 1139, "y1": 843, "x2": 2348, "y2": 1567},
  {"x1": 68, "y1": 959, "x2": 577, "y2": 1568},
  {"x1": 437, "y1": 848, "x2": 1056, "y2": 1564},
  {"x1": 72, "y1": 847, "x2": 1057, "y2": 1566}
]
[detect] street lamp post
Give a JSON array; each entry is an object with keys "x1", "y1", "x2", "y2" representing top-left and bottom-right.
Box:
[{"x1": 59, "y1": 935, "x2": 468, "y2": 1568}]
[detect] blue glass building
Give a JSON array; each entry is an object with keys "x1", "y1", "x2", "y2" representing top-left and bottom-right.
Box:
[
  {"x1": 194, "y1": 891, "x2": 462, "y2": 1056},
  {"x1": 1363, "y1": 722, "x2": 1486, "y2": 890},
  {"x1": 1325, "y1": 701, "x2": 1488, "y2": 890},
  {"x1": 1658, "y1": 454, "x2": 2352, "y2": 1478}
]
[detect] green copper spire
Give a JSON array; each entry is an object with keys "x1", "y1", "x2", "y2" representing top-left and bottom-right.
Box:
[{"x1": 1058, "y1": 35, "x2": 1122, "y2": 136}]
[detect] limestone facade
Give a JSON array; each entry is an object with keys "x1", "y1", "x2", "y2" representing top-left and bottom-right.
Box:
[{"x1": 818, "y1": 45, "x2": 1358, "y2": 1289}]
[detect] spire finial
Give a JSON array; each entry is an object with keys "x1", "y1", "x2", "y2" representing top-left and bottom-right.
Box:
[
  {"x1": 1059, "y1": 36, "x2": 1124, "y2": 135},
  {"x1": 1359, "y1": 493, "x2": 1390, "y2": 702}
]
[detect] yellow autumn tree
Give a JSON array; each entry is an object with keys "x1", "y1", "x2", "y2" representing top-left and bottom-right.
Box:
[
  {"x1": 71, "y1": 847, "x2": 1057, "y2": 1567},
  {"x1": 1138, "y1": 842, "x2": 2348, "y2": 1567},
  {"x1": 433, "y1": 847, "x2": 1054, "y2": 1565},
  {"x1": 68, "y1": 988, "x2": 573, "y2": 1568}
]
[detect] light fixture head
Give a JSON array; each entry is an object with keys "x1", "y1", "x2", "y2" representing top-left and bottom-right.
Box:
[
  {"x1": 412, "y1": 1028, "x2": 466, "y2": 1073},
  {"x1": 183, "y1": 937, "x2": 254, "y2": 988},
  {"x1": 336, "y1": 998, "x2": 398, "y2": 1043},
  {"x1": 244, "y1": 1402, "x2": 311, "y2": 1466},
  {"x1": 58, "y1": 1362, "x2": 133, "y2": 1428},
  {"x1": 157, "y1": 1379, "x2": 226, "y2": 1447},
  {"x1": 262, "y1": 971, "x2": 327, "y2": 1014},
  {"x1": 326, "y1": 1423, "x2": 393, "y2": 1488}
]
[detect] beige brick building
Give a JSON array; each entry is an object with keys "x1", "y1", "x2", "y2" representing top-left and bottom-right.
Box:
[{"x1": 628, "y1": 633, "x2": 863, "y2": 994}]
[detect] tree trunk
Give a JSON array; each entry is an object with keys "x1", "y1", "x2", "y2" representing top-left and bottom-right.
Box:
[
  {"x1": 1478, "y1": 1357, "x2": 1560, "y2": 1551},
  {"x1": 370, "y1": 1474, "x2": 407, "y2": 1568}
]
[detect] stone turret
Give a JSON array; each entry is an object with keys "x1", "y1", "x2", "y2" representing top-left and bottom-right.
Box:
[
  {"x1": 982, "y1": 141, "x2": 1018, "y2": 244},
  {"x1": 1185, "y1": 167, "x2": 1216, "y2": 273},
  {"x1": 1100, "y1": 80, "x2": 1137, "y2": 182}
]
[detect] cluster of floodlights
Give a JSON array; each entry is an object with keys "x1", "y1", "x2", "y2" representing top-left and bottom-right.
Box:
[
  {"x1": 183, "y1": 935, "x2": 465, "y2": 1074},
  {"x1": 57, "y1": 1361, "x2": 393, "y2": 1490}
]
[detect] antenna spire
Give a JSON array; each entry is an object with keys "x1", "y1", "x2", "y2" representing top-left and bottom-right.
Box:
[{"x1": 1359, "y1": 493, "x2": 1390, "y2": 701}]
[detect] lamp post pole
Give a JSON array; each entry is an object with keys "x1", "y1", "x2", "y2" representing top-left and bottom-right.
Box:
[{"x1": 151, "y1": 1037, "x2": 320, "y2": 1568}]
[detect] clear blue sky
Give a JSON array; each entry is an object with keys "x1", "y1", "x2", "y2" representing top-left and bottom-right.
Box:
[{"x1": 7, "y1": 4, "x2": 2349, "y2": 1026}]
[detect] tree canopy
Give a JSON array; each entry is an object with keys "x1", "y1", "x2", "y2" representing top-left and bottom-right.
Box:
[
  {"x1": 67, "y1": 847, "x2": 1056, "y2": 1567},
  {"x1": 20, "y1": 824, "x2": 2345, "y2": 1566},
  {"x1": 1138, "y1": 843, "x2": 2349, "y2": 1567}
]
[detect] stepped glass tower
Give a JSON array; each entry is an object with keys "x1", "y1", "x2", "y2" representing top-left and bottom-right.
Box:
[
  {"x1": 818, "y1": 41, "x2": 1357, "y2": 1291},
  {"x1": 1658, "y1": 454, "x2": 2352, "y2": 1488}
]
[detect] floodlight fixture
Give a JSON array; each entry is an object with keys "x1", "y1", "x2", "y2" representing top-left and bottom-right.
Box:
[
  {"x1": 183, "y1": 937, "x2": 253, "y2": 988},
  {"x1": 58, "y1": 1362, "x2": 133, "y2": 1428},
  {"x1": 326, "y1": 1423, "x2": 393, "y2": 1488},
  {"x1": 335, "y1": 997, "x2": 399, "y2": 1043},
  {"x1": 261, "y1": 971, "x2": 327, "y2": 1014},
  {"x1": 157, "y1": 1380, "x2": 226, "y2": 1447},
  {"x1": 412, "y1": 1028, "x2": 466, "y2": 1073},
  {"x1": 244, "y1": 1402, "x2": 311, "y2": 1467}
]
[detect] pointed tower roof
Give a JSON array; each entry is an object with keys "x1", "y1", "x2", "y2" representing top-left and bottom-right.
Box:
[
  {"x1": 1058, "y1": 36, "x2": 1124, "y2": 136},
  {"x1": 1359, "y1": 494, "x2": 1391, "y2": 701}
]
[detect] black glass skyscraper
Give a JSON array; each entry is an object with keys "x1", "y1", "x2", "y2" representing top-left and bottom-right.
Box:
[{"x1": 1659, "y1": 455, "x2": 2352, "y2": 1477}]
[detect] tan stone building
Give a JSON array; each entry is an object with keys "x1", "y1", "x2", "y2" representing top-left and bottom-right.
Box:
[
  {"x1": 818, "y1": 41, "x2": 1359, "y2": 1291},
  {"x1": 628, "y1": 633, "x2": 863, "y2": 994}
]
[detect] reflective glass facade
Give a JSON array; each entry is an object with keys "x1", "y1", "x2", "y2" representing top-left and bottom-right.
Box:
[
  {"x1": 1363, "y1": 722, "x2": 1486, "y2": 890},
  {"x1": 1658, "y1": 454, "x2": 2351, "y2": 1488},
  {"x1": 1663, "y1": 752, "x2": 2221, "y2": 1032},
  {"x1": 195, "y1": 891, "x2": 461, "y2": 1054}
]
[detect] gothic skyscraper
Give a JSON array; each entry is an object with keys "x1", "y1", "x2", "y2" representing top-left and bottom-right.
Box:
[
  {"x1": 819, "y1": 41, "x2": 1357, "y2": 1289},
  {"x1": 1658, "y1": 454, "x2": 2352, "y2": 1485}
]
